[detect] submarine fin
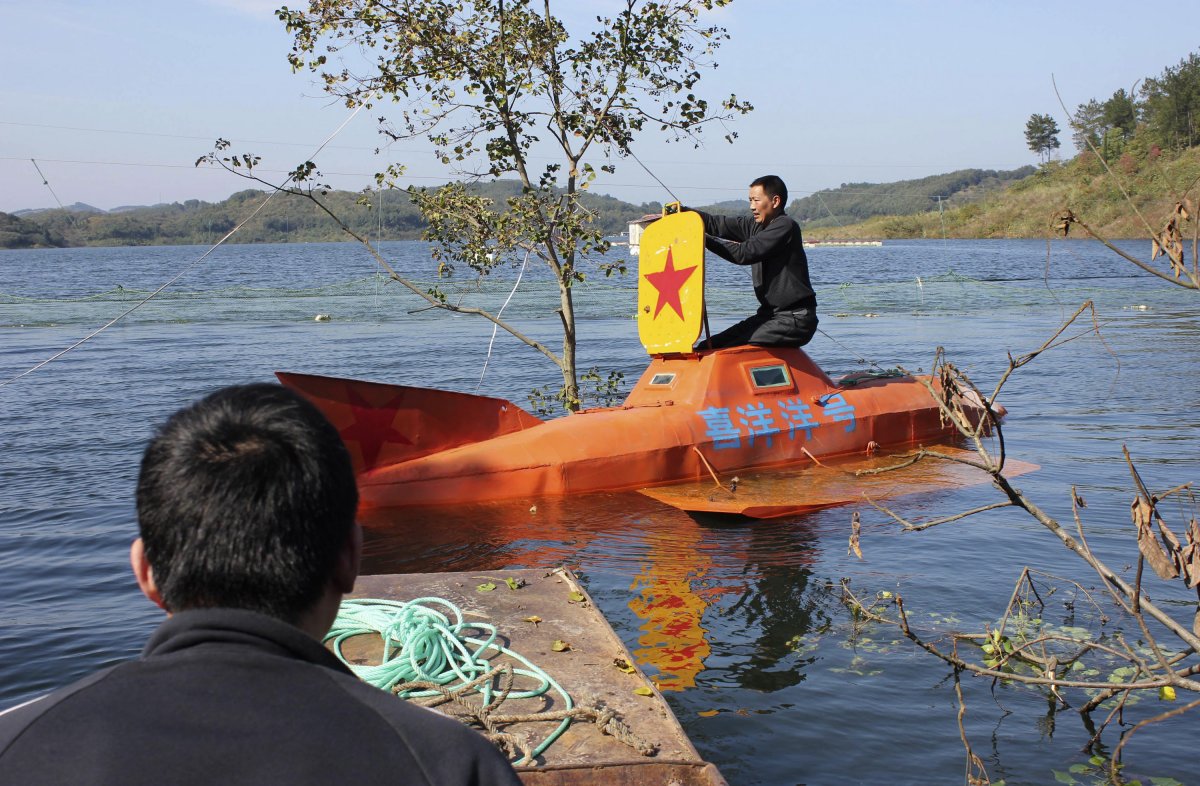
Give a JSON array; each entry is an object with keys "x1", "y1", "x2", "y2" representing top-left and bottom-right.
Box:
[
  {"x1": 276, "y1": 371, "x2": 544, "y2": 474},
  {"x1": 638, "y1": 447, "x2": 1038, "y2": 520}
]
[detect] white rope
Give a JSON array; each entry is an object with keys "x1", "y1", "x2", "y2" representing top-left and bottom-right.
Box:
[
  {"x1": 476, "y1": 247, "x2": 534, "y2": 393},
  {"x1": 1, "y1": 101, "x2": 372, "y2": 389}
]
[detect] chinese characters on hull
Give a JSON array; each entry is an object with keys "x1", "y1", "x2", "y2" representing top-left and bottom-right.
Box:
[{"x1": 696, "y1": 393, "x2": 857, "y2": 451}]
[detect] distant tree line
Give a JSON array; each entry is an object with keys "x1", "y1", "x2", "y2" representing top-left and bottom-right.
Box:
[
  {"x1": 0, "y1": 211, "x2": 67, "y2": 249},
  {"x1": 5, "y1": 182, "x2": 662, "y2": 249},
  {"x1": 1070, "y1": 51, "x2": 1200, "y2": 158},
  {"x1": 788, "y1": 167, "x2": 1036, "y2": 229},
  {"x1": 6, "y1": 166, "x2": 1049, "y2": 248}
]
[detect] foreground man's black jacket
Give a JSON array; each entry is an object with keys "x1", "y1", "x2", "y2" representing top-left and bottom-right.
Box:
[{"x1": 0, "y1": 608, "x2": 522, "y2": 785}]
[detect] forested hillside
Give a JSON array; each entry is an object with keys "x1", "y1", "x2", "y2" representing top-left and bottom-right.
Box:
[
  {"x1": 0, "y1": 212, "x2": 67, "y2": 249},
  {"x1": 807, "y1": 50, "x2": 1200, "y2": 240},
  {"x1": 9, "y1": 182, "x2": 662, "y2": 248},
  {"x1": 806, "y1": 145, "x2": 1200, "y2": 240},
  {"x1": 792, "y1": 167, "x2": 1036, "y2": 228},
  {"x1": 3, "y1": 167, "x2": 1060, "y2": 249}
]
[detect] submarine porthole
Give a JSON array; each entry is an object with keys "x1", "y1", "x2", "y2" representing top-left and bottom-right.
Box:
[{"x1": 750, "y1": 364, "x2": 790, "y2": 389}]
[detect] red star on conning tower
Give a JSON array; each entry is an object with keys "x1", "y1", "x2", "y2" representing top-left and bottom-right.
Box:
[{"x1": 644, "y1": 247, "x2": 697, "y2": 320}]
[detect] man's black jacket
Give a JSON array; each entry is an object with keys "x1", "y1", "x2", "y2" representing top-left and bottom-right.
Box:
[{"x1": 0, "y1": 608, "x2": 522, "y2": 785}]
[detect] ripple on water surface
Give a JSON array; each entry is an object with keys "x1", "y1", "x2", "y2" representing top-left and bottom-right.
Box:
[{"x1": 4, "y1": 240, "x2": 1200, "y2": 784}]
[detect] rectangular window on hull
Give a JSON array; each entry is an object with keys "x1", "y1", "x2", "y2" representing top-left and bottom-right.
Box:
[
  {"x1": 649, "y1": 373, "x2": 677, "y2": 386},
  {"x1": 750, "y1": 364, "x2": 790, "y2": 389}
]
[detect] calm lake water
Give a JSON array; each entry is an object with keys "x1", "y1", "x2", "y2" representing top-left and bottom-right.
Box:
[{"x1": 2, "y1": 237, "x2": 1198, "y2": 785}]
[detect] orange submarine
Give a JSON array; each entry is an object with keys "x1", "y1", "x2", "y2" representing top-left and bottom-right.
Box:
[{"x1": 279, "y1": 208, "x2": 1020, "y2": 518}]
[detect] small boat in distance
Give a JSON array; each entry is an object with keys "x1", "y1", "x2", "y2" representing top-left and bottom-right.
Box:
[{"x1": 802, "y1": 239, "x2": 883, "y2": 248}]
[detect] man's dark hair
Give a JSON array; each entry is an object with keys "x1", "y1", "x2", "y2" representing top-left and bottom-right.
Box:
[
  {"x1": 136, "y1": 383, "x2": 358, "y2": 623},
  {"x1": 750, "y1": 174, "x2": 788, "y2": 207}
]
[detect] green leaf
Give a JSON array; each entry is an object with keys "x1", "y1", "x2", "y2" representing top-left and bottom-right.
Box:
[
  {"x1": 476, "y1": 582, "x2": 496, "y2": 592},
  {"x1": 504, "y1": 577, "x2": 524, "y2": 591},
  {"x1": 1052, "y1": 770, "x2": 1079, "y2": 784},
  {"x1": 633, "y1": 686, "x2": 653, "y2": 696},
  {"x1": 1109, "y1": 665, "x2": 1137, "y2": 681},
  {"x1": 567, "y1": 591, "x2": 586, "y2": 603}
]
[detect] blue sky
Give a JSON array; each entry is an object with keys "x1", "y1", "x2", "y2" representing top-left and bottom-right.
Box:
[{"x1": 3, "y1": 0, "x2": 1198, "y2": 213}]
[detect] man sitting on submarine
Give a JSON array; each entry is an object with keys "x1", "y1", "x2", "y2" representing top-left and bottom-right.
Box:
[
  {"x1": 690, "y1": 174, "x2": 818, "y2": 350},
  {"x1": 0, "y1": 383, "x2": 521, "y2": 785}
]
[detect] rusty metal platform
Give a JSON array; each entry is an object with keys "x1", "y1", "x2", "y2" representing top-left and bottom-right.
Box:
[{"x1": 345, "y1": 569, "x2": 725, "y2": 786}]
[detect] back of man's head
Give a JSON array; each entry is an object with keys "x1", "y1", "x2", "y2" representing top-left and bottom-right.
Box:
[
  {"x1": 136, "y1": 383, "x2": 358, "y2": 624},
  {"x1": 750, "y1": 174, "x2": 788, "y2": 208}
]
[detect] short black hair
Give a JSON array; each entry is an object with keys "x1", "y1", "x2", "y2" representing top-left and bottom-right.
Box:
[
  {"x1": 136, "y1": 383, "x2": 358, "y2": 623},
  {"x1": 750, "y1": 175, "x2": 788, "y2": 207}
]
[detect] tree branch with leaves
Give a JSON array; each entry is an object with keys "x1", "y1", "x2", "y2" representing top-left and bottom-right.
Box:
[{"x1": 276, "y1": 0, "x2": 752, "y2": 410}]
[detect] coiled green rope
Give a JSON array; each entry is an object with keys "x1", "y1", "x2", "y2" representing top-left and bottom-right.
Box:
[{"x1": 325, "y1": 597, "x2": 575, "y2": 760}]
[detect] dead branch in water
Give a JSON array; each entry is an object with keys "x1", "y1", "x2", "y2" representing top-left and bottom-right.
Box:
[
  {"x1": 1051, "y1": 77, "x2": 1200, "y2": 291},
  {"x1": 841, "y1": 302, "x2": 1200, "y2": 781}
]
